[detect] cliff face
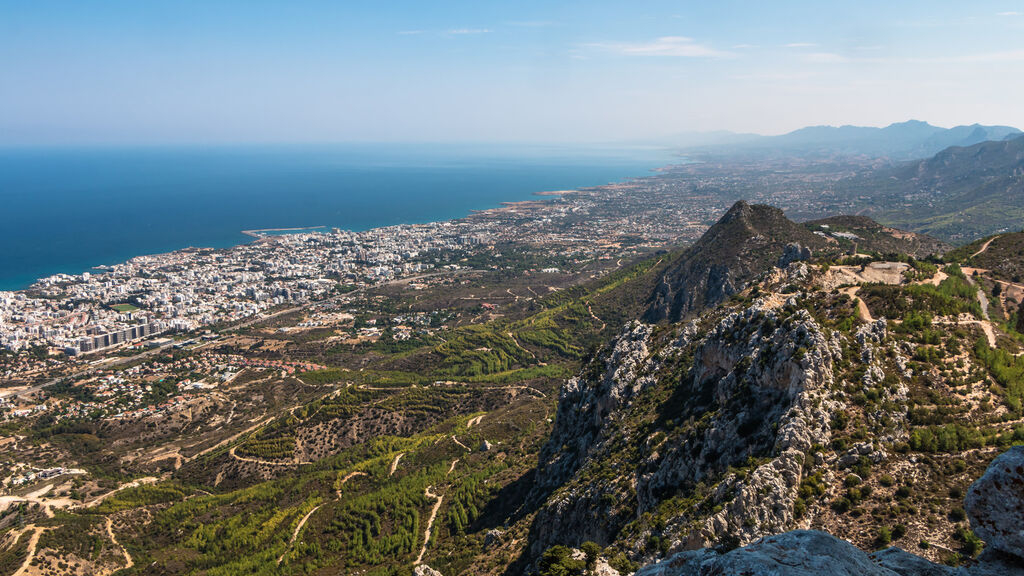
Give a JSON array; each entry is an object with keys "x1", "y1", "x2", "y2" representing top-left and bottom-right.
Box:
[
  {"x1": 519, "y1": 204, "x2": 1021, "y2": 576},
  {"x1": 530, "y1": 265, "x2": 848, "y2": 559},
  {"x1": 524, "y1": 256, "x2": 1020, "y2": 574}
]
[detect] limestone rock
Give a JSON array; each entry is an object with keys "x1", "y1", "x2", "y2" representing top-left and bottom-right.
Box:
[
  {"x1": 593, "y1": 557, "x2": 622, "y2": 576},
  {"x1": 965, "y1": 445, "x2": 1024, "y2": 560},
  {"x1": 637, "y1": 531, "x2": 897, "y2": 576},
  {"x1": 778, "y1": 243, "x2": 813, "y2": 268},
  {"x1": 413, "y1": 564, "x2": 443, "y2": 576},
  {"x1": 870, "y1": 547, "x2": 957, "y2": 575},
  {"x1": 484, "y1": 528, "x2": 503, "y2": 549}
]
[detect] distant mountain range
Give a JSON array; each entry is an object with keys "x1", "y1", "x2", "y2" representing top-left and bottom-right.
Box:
[
  {"x1": 679, "y1": 120, "x2": 1021, "y2": 161},
  {"x1": 836, "y1": 133, "x2": 1024, "y2": 242}
]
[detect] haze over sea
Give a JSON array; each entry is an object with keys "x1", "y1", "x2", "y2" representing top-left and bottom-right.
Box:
[{"x1": 0, "y1": 143, "x2": 673, "y2": 291}]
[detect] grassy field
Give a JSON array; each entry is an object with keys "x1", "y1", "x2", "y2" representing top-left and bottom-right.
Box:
[{"x1": 109, "y1": 303, "x2": 140, "y2": 313}]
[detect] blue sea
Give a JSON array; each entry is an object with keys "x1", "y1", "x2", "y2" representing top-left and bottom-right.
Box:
[{"x1": 0, "y1": 143, "x2": 673, "y2": 291}]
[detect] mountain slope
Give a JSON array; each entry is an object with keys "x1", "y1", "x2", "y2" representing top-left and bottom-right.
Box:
[
  {"x1": 644, "y1": 201, "x2": 830, "y2": 322},
  {"x1": 520, "y1": 253, "x2": 1024, "y2": 574},
  {"x1": 644, "y1": 202, "x2": 947, "y2": 323},
  {"x1": 803, "y1": 215, "x2": 951, "y2": 257},
  {"x1": 838, "y1": 134, "x2": 1024, "y2": 242}
]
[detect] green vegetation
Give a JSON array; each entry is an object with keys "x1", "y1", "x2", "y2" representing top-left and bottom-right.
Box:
[
  {"x1": 860, "y1": 275, "x2": 982, "y2": 320},
  {"x1": 89, "y1": 482, "x2": 187, "y2": 513},
  {"x1": 539, "y1": 545, "x2": 587, "y2": 576},
  {"x1": 975, "y1": 338, "x2": 1024, "y2": 413}
]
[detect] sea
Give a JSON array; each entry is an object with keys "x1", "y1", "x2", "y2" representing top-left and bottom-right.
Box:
[{"x1": 0, "y1": 143, "x2": 675, "y2": 291}]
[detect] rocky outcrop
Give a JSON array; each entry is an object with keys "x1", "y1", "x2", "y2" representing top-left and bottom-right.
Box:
[
  {"x1": 413, "y1": 565, "x2": 443, "y2": 576},
  {"x1": 535, "y1": 321, "x2": 659, "y2": 491},
  {"x1": 965, "y1": 446, "x2": 1024, "y2": 559},
  {"x1": 636, "y1": 531, "x2": 896, "y2": 576},
  {"x1": 635, "y1": 530, "x2": 1024, "y2": 576},
  {"x1": 634, "y1": 446, "x2": 1024, "y2": 576},
  {"x1": 778, "y1": 243, "x2": 813, "y2": 268},
  {"x1": 870, "y1": 547, "x2": 957, "y2": 575},
  {"x1": 645, "y1": 201, "x2": 830, "y2": 323},
  {"x1": 529, "y1": 298, "x2": 845, "y2": 557},
  {"x1": 637, "y1": 304, "x2": 841, "y2": 549}
]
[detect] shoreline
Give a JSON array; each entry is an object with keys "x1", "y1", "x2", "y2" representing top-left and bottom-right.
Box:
[
  {"x1": 2, "y1": 175, "x2": 651, "y2": 295},
  {"x1": 241, "y1": 226, "x2": 326, "y2": 238}
]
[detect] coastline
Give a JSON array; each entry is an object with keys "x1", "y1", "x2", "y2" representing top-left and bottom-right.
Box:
[
  {"x1": 1, "y1": 145, "x2": 669, "y2": 293},
  {"x1": 2, "y1": 183, "x2": 624, "y2": 295},
  {"x1": 241, "y1": 226, "x2": 327, "y2": 238}
]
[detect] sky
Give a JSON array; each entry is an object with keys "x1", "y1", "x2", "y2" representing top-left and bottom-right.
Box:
[{"x1": 3, "y1": 1, "x2": 1024, "y2": 145}]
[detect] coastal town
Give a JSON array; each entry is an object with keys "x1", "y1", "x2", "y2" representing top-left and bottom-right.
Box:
[
  {"x1": 0, "y1": 153, "x2": 880, "y2": 429},
  {"x1": 0, "y1": 169, "x2": 742, "y2": 361}
]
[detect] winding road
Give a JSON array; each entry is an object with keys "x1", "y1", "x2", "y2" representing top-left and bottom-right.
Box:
[
  {"x1": 104, "y1": 517, "x2": 133, "y2": 573},
  {"x1": 11, "y1": 526, "x2": 46, "y2": 576},
  {"x1": 389, "y1": 453, "x2": 405, "y2": 476},
  {"x1": 277, "y1": 504, "x2": 323, "y2": 564},
  {"x1": 971, "y1": 235, "x2": 1000, "y2": 260},
  {"x1": 840, "y1": 286, "x2": 874, "y2": 322}
]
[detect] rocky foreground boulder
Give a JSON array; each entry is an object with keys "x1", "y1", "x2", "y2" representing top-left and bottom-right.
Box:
[
  {"x1": 632, "y1": 447, "x2": 1024, "y2": 576},
  {"x1": 965, "y1": 446, "x2": 1024, "y2": 558}
]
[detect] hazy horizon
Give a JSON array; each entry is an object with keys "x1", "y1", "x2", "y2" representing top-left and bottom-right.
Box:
[{"x1": 5, "y1": 1, "x2": 1024, "y2": 146}]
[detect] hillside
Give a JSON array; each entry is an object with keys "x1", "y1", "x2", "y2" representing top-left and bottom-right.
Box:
[
  {"x1": 803, "y1": 215, "x2": 951, "y2": 258},
  {"x1": 1, "y1": 205, "x2": 1022, "y2": 576},
  {"x1": 523, "y1": 251, "x2": 1023, "y2": 573},
  {"x1": 948, "y1": 232, "x2": 1024, "y2": 284},
  {"x1": 645, "y1": 201, "x2": 829, "y2": 322},
  {"x1": 644, "y1": 202, "x2": 946, "y2": 323},
  {"x1": 837, "y1": 135, "x2": 1024, "y2": 243}
]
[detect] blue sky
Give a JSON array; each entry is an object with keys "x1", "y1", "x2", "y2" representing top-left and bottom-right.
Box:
[{"x1": 3, "y1": 1, "x2": 1024, "y2": 144}]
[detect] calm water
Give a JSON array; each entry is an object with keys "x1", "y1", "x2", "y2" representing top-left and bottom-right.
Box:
[{"x1": 0, "y1": 143, "x2": 673, "y2": 290}]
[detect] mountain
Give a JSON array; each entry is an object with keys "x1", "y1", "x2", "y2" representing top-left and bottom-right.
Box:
[
  {"x1": 2, "y1": 203, "x2": 1020, "y2": 576},
  {"x1": 644, "y1": 201, "x2": 948, "y2": 322},
  {"x1": 838, "y1": 134, "x2": 1024, "y2": 242},
  {"x1": 520, "y1": 209, "x2": 1023, "y2": 574},
  {"x1": 684, "y1": 120, "x2": 1021, "y2": 161},
  {"x1": 644, "y1": 201, "x2": 829, "y2": 322}
]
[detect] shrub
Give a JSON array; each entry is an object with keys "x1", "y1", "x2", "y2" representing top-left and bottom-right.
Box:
[
  {"x1": 876, "y1": 526, "x2": 893, "y2": 547},
  {"x1": 539, "y1": 545, "x2": 586, "y2": 576}
]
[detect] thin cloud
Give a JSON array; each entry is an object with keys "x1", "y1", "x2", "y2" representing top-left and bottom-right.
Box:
[
  {"x1": 785, "y1": 42, "x2": 818, "y2": 48},
  {"x1": 585, "y1": 36, "x2": 733, "y2": 58},
  {"x1": 996, "y1": 11, "x2": 1023, "y2": 16}
]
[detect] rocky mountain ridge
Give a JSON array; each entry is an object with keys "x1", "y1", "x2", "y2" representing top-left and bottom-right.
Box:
[
  {"x1": 644, "y1": 201, "x2": 944, "y2": 323},
  {"x1": 523, "y1": 206, "x2": 1023, "y2": 576},
  {"x1": 635, "y1": 446, "x2": 1024, "y2": 576}
]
